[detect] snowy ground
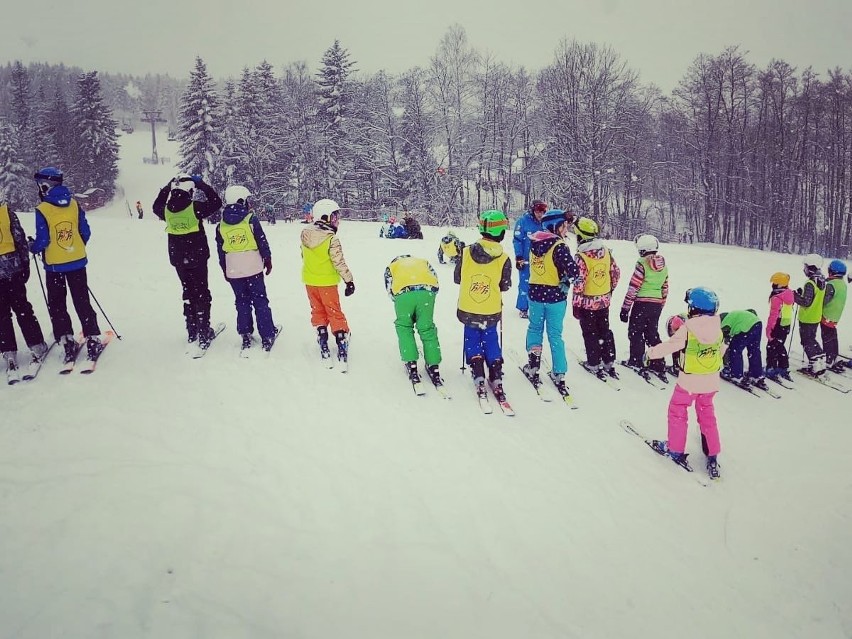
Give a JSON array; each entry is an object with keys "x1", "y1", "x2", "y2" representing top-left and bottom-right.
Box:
[{"x1": 1, "y1": 129, "x2": 851, "y2": 639}]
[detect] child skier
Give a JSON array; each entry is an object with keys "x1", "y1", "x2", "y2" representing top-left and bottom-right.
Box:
[
  {"x1": 437, "y1": 230, "x2": 465, "y2": 265},
  {"x1": 793, "y1": 254, "x2": 826, "y2": 375},
  {"x1": 301, "y1": 198, "x2": 354, "y2": 363},
  {"x1": 664, "y1": 313, "x2": 687, "y2": 375},
  {"x1": 572, "y1": 217, "x2": 621, "y2": 379},
  {"x1": 720, "y1": 309, "x2": 768, "y2": 390},
  {"x1": 512, "y1": 199, "x2": 547, "y2": 318},
  {"x1": 620, "y1": 234, "x2": 669, "y2": 380},
  {"x1": 383, "y1": 255, "x2": 443, "y2": 386},
  {"x1": 822, "y1": 259, "x2": 847, "y2": 373},
  {"x1": 454, "y1": 210, "x2": 512, "y2": 400},
  {"x1": 765, "y1": 272, "x2": 795, "y2": 382},
  {"x1": 152, "y1": 172, "x2": 223, "y2": 350},
  {"x1": 0, "y1": 200, "x2": 49, "y2": 381},
  {"x1": 215, "y1": 186, "x2": 279, "y2": 352},
  {"x1": 30, "y1": 167, "x2": 104, "y2": 364},
  {"x1": 521, "y1": 209, "x2": 579, "y2": 394},
  {"x1": 647, "y1": 287, "x2": 726, "y2": 479}
]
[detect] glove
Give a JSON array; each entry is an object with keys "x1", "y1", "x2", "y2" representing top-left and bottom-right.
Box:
[
  {"x1": 796, "y1": 287, "x2": 803, "y2": 296},
  {"x1": 191, "y1": 174, "x2": 204, "y2": 186},
  {"x1": 572, "y1": 306, "x2": 581, "y2": 320},
  {"x1": 515, "y1": 258, "x2": 527, "y2": 271},
  {"x1": 263, "y1": 257, "x2": 273, "y2": 276},
  {"x1": 619, "y1": 308, "x2": 629, "y2": 323},
  {"x1": 345, "y1": 281, "x2": 355, "y2": 297}
]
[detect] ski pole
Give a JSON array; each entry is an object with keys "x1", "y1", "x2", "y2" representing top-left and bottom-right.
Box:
[
  {"x1": 29, "y1": 246, "x2": 49, "y2": 310},
  {"x1": 87, "y1": 285, "x2": 122, "y2": 340},
  {"x1": 787, "y1": 305, "x2": 799, "y2": 364}
]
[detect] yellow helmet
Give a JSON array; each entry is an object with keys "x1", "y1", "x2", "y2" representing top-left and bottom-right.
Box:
[{"x1": 574, "y1": 217, "x2": 599, "y2": 241}]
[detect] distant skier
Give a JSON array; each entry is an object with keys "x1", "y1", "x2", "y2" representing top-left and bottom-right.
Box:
[
  {"x1": 455, "y1": 210, "x2": 512, "y2": 399},
  {"x1": 215, "y1": 186, "x2": 279, "y2": 351},
  {"x1": 765, "y1": 272, "x2": 795, "y2": 382},
  {"x1": 512, "y1": 199, "x2": 546, "y2": 318},
  {"x1": 521, "y1": 209, "x2": 579, "y2": 392},
  {"x1": 0, "y1": 200, "x2": 49, "y2": 380},
  {"x1": 821, "y1": 259, "x2": 847, "y2": 373},
  {"x1": 384, "y1": 255, "x2": 443, "y2": 386},
  {"x1": 647, "y1": 287, "x2": 726, "y2": 479},
  {"x1": 572, "y1": 217, "x2": 620, "y2": 379},
  {"x1": 135, "y1": 200, "x2": 144, "y2": 219},
  {"x1": 301, "y1": 198, "x2": 354, "y2": 363},
  {"x1": 152, "y1": 172, "x2": 222, "y2": 350},
  {"x1": 437, "y1": 230, "x2": 465, "y2": 265},
  {"x1": 620, "y1": 234, "x2": 669, "y2": 380},
  {"x1": 30, "y1": 167, "x2": 104, "y2": 364},
  {"x1": 793, "y1": 254, "x2": 826, "y2": 375},
  {"x1": 402, "y1": 213, "x2": 423, "y2": 239}
]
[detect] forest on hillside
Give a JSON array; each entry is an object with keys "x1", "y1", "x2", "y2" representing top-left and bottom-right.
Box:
[{"x1": 1, "y1": 25, "x2": 851, "y2": 257}]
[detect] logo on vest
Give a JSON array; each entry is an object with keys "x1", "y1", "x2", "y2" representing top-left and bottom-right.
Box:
[
  {"x1": 468, "y1": 275, "x2": 492, "y2": 303},
  {"x1": 531, "y1": 253, "x2": 546, "y2": 276},
  {"x1": 226, "y1": 230, "x2": 248, "y2": 248},
  {"x1": 55, "y1": 221, "x2": 74, "y2": 250},
  {"x1": 591, "y1": 264, "x2": 607, "y2": 286},
  {"x1": 695, "y1": 345, "x2": 719, "y2": 370}
]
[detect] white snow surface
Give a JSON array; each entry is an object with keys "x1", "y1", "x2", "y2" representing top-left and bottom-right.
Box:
[{"x1": 2, "y1": 130, "x2": 851, "y2": 639}]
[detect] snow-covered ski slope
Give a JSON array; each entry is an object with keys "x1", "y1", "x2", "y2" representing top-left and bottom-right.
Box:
[{"x1": 2, "y1": 130, "x2": 850, "y2": 639}]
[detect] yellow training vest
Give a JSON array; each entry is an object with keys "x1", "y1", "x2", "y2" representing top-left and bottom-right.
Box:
[
  {"x1": 37, "y1": 200, "x2": 86, "y2": 265},
  {"x1": 388, "y1": 256, "x2": 439, "y2": 296},
  {"x1": 457, "y1": 244, "x2": 507, "y2": 316},
  {"x1": 219, "y1": 213, "x2": 259, "y2": 253},
  {"x1": 165, "y1": 204, "x2": 199, "y2": 235},
  {"x1": 578, "y1": 250, "x2": 612, "y2": 296},
  {"x1": 441, "y1": 239, "x2": 459, "y2": 258},
  {"x1": 529, "y1": 241, "x2": 563, "y2": 286},
  {"x1": 302, "y1": 236, "x2": 340, "y2": 286},
  {"x1": 0, "y1": 203, "x2": 14, "y2": 256},
  {"x1": 682, "y1": 331, "x2": 723, "y2": 375}
]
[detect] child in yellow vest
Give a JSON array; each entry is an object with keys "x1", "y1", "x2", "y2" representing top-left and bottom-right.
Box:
[
  {"x1": 793, "y1": 254, "x2": 826, "y2": 375},
  {"x1": 301, "y1": 198, "x2": 354, "y2": 364}
]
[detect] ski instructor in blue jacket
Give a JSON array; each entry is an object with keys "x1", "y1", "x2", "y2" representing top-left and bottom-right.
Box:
[{"x1": 512, "y1": 199, "x2": 547, "y2": 318}]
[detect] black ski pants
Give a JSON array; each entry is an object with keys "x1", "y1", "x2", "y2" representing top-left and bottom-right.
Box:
[
  {"x1": 821, "y1": 323, "x2": 839, "y2": 366},
  {"x1": 798, "y1": 322, "x2": 824, "y2": 365},
  {"x1": 0, "y1": 276, "x2": 45, "y2": 352},
  {"x1": 175, "y1": 263, "x2": 212, "y2": 340},
  {"x1": 46, "y1": 268, "x2": 100, "y2": 341},
  {"x1": 766, "y1": 322, "x2": 790, "y2": 371},
  {"x1": 577, "y1": 307, "x2": 616, "y2": 368},
  {"x1": 627, "y1": 301, "x2": 664, "y2": 371}
]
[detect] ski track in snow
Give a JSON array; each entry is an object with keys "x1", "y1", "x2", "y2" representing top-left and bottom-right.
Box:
[{"x1": 0, "y1": 130, "x2": 850, "y2": 638}]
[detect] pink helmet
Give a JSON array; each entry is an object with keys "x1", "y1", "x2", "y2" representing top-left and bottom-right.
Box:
[{"x1": 666, "y1": 313, "x2": 687, "y2": 337}]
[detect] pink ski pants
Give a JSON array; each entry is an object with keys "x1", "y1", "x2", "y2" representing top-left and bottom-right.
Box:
[{"x1": 667, "y1": 384, "x2": 721, "y2": 456}]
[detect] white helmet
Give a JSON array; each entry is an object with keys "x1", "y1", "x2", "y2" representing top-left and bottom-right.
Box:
[
  {"x1": 171, "y1": 173, "x2": 195, "y2": 192},
  {"x1": 803, "y1": 253, "x2": 823, "y2": 269},
  {"x1": 312, "y1": 198, "x2": 340, "y2": 220},
  {"x1": 635, "y1": 234, "x2": 659, "y2": 254},
  {"x1": 224, "y1": 185, "x2": 252, "y2": 206}
]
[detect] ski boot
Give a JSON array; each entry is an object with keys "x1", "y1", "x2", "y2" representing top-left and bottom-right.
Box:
[
  {"x1": 3, "y1": 351, "x2": 19, "y2": 384},
  {"x1": 30, "y1": 341, "x2": 49, "y2": 363},
  {"x1": 86, "y1": 335, "x2": 104, "y2": 361},
  {"x1": 519, "y1": 309, "x2": 529, "y2": 319},
  {"x1": 828, "y1": 360, "x2": 847, "y2": 375},
  {"x1": 603, "y1": 363, "x2": 619, "y2": 379},
  {"x1": 241, "y1": 334, "x2": 253, "y2": 350},
  {"x1": 764, "y1": 367, "x2": 780, "y2": 382},
  {"x1": 649, "y1": 440, "x2": 693, "y2": 471},
  {"x1": 487, "y1": 359, "x2": 507, "y2": 401},
  {"x1": 550, "y1": 372, "x2": 569, "y2": 396},
  {"x1": 262, "y1": 327, "x2": 281, "y2": 352},
  {"x1": 406, "y1": 361, "x2": 421, "y2": 384},
  {"x1": 522, "y1": 351, "x2": 542, "y2": 385},
  {"x1": 706, "y1": 455, "x2": 721, "y2": 480},
  {"x1": 426, "y1": 364, "x2": 443, "y2": 387},
  {"x1": 317, "y1": 326, "x2": 331, "y2": 359},
  {"x1": 197, "y1": 326, "x2": 215, "y2": 352},
  {"x1": 750, "y1": 376, "x2": 770, "y2": 392},
  {"x1": 61, "y1": 334, "x2": 79, "y2": 365},
  {"x1": 334, "y1": 330, "x2": 348, "y2": 362}
]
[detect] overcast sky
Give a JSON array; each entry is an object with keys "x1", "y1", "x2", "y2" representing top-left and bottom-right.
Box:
[{"x1": 2, "y1": 0, "x2": 850, "y2": 92}]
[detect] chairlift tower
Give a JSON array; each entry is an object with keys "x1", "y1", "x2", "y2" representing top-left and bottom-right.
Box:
[{"x1": 141, "y1": 110, "x2": 167, "y2": 163}]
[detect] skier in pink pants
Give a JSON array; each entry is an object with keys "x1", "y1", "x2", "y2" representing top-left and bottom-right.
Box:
[{"x1": 646, "y1": 287, "x2": 726, "y2": 479}]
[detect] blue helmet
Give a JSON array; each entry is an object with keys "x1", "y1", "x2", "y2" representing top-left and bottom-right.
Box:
[
  {"x1": 34, "y1": 167, "x2": 63, "y2": 184},
  {"x1": 541, "y1": 208, "x2": 568, "y2": 232},
  {"x1": 685, "y1": 287, "x2": 719, "y2": 315},
  {"x1": 828, "y1": 259, "x2": 847, "y2": 276}
]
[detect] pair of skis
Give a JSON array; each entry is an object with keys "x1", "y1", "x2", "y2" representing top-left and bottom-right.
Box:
[
  {"x1": 794, "y1": 368, "x2": 850, "y2": 393},
  {"x1": 5, "y1": 343, "x2": 58, "y2": 385},
  {"x1": 620, "y1": 419, "x2": 714, "y2": 486},
  {"x1": 721, "y1": 375, "x2": 782, "y2": 399},
  {"x1": 618, "y1": 361, "x2": 668, "y2": 390},
  {"x1": 59, "y1": 331, "x2": 116, "y2": 375},
  {"x1": 475, "y1": 379, "x2": 514, "y2": 416}
]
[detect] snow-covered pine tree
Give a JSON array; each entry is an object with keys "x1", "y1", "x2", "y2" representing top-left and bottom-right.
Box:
[
  {"x1": 281, "y1": 62, "x2": 322, "y2": 205},
  {"x1": 177, "y1": 57, "x2": 222, "y2": 183},
  {"x1": 0, "y1": 121, "x2": 31, "y2": 209},
  {"x1": 316, "y1": 40, "x2": 357, "y2": 195},
  {"x1": 399, "y1": 68, "x2": 437, "y2": 213},
  {"x1": 69, "y1": 71, "x2": 120, "y2": 198}
]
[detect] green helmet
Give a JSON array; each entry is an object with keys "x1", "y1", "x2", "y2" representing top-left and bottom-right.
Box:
[
  {"x1": 574, "y1": 217, "x2": 599, "y2": 241},
  {"x1": 479, "y1": 210, "x2": 508, "y2": 237}
]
